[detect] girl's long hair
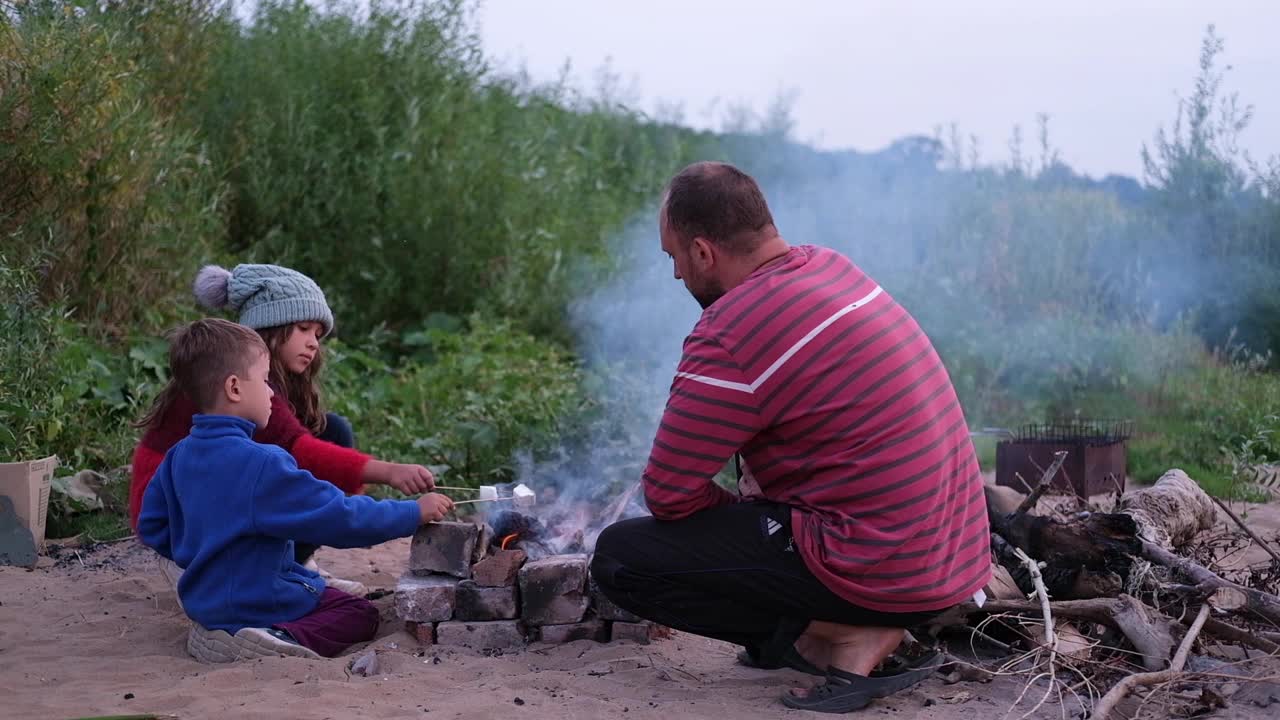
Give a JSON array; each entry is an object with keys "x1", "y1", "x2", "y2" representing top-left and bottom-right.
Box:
[
  {"x1": 256, "y1": 324, "x2": 328, "y2": 435},
  {"x1": 135, "y1": 323, "x2": 328, "y2": 434},
  {"x1": 134, "y1": 324, "x2": 184, "y2": 430},
  {"x1": 134, "y1": 381, "x2": 183, "y2": 431}
]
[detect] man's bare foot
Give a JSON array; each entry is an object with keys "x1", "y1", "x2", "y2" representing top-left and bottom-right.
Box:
[
  {"x1": 788, "y1": 622, "x2": 905, "y2": 697},
  {"x1": 792, "y1": 631, "x2": 831, "y2": 671}
]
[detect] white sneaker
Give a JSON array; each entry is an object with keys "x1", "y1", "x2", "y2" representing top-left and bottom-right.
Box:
[
  {"x1": 304, "y1": 557, "x2": 368, "y2": 597},
  {"x1": 186, "y1": 625, "x2": 321, "y2": 663}
]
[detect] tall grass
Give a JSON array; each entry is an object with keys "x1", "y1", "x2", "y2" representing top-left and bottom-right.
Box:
[
  {"x1": 0, "y1": 1, "x2": 226, "y2": 336},
  {"x1": 197, "y1": 0, "x2": 698, "y2": 341}
]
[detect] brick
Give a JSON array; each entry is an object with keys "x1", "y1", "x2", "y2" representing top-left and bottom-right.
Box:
[
  {"x1": 519, "y1": 554, "x2": 589, "y2": 626},
  {"x1": 471, "y1": 548, "x2": 527, "y2": 587},
  {"x1": 395, "y1": 573, "x2": 457, "y2": 622},
  {"x1": 472, "y1": 522, "x2": 495, "y2": 563},
  {"x1": 538, "y1": 619, "x2": 607, "y2": 644},
  {"x1": 404, "y1": 621, "x2": 435, "y2": 645},
  {"x1": 455, "y1": 580, "x2": 519, "y2": 621},
  {"x1": 590, "y1": 578, "x2": 641, "y2": 622},
  {"x1": 436, "y1": 620, "x2": 527, "y2": 649},
  {"x1": 410, "y1": 521, "x2": 479, "y2": 579},
  {"x1": 610, "y1": 621, "x2": 653, "y2": 645}
]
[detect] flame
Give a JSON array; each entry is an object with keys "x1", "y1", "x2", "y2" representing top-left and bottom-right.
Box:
[{"x1": 500, "y1": 533, "x2": 519, "y2": 550}]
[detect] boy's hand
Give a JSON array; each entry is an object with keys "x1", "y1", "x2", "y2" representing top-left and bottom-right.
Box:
[
  {"x1": 417, "y1": 492, "x2": 455, "y2": 523},
  {"x1": 368, "y1": 461, "x2": 435, "y2": 494}
]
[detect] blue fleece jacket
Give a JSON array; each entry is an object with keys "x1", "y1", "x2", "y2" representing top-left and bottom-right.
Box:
[{"x1": 137, "y1": 414, "x2": 422, "y2": 633}]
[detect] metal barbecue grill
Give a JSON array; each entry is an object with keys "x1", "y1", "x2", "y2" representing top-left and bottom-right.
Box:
[{"x1": 988, "y1": 418, "x2": 1134, "y2": 497}]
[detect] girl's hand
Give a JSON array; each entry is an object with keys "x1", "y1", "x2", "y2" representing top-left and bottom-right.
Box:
[
  {"x1": 366, "y1": 460, "x2": 435, "y2": 494},
  {"x1": 416, "y1": 492, "x2": 454, "y2": 523}
]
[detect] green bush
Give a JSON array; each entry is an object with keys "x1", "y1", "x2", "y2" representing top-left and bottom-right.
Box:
[
  {"x1": 0, "y1": 1, "x2": 226, "y2": 336},
  {"x1": 196, "y1": 0, "x2": 695, "y2": 341},
  {"x1": 324, "y1": 314, "x2": 586, "y2": 487}
]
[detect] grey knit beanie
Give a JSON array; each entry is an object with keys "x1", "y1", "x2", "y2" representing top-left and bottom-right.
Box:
[{"x1": 193, "y1": 264, "x2": 334, "y2": 336}]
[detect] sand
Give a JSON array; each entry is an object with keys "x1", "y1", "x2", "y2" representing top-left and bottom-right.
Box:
[{"x1": 2, "y1": 498, "x2": 1278, "y2": 719}]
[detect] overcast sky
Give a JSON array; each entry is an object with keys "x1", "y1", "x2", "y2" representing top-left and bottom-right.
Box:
[{"x1": 476, "y1": 0, "x2": 1279, "y2": 179}]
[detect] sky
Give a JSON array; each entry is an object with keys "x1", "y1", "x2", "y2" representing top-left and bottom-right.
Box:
[{"x1": 475, "y1": 0, "x2": 1280, "y2": 179}]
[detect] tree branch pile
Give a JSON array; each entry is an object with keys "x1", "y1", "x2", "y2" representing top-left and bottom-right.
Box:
[{"x1": 932, "y1": 467, "x2": 1280, "y2": 719}]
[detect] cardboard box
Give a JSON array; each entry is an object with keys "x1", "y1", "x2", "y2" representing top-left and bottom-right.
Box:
[{"x1": 0, "y1": 455, "x2": 58, "y2": 547}]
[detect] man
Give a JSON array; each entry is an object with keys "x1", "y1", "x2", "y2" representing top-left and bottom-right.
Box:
[{"x1": 591, "y1": 162, "x2": 990, "y2": 713}]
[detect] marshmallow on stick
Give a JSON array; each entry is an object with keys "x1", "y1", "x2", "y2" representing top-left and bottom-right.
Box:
[{"x1": 512, "y1": 483, "x2": 536, "y2": 508}]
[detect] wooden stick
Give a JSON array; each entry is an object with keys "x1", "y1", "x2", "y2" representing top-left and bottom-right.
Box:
[
  {"x1": 1015, "y1": 450, "x2": 1068, "y2": 514},
  {"x1": 1141, "y1": 540, "x2": 1280, "y2": 627},
  {"x1": 1013, "y1": 547, "x2": 1057, "y2": 650},
  {"x1": 453, "y1": 497, "x2": 506, "y2": 506},
  {"x1": 1209, "y1": 495, "x2": 1280, "y2": 565},
  {"x1": 435, "y1": 486, "x2": 480, "y2": 492},
  {"x1": 1092, "y1": 603, "x2": 1211, "y2": 719},
  {"x1": 603, "y1": 481, "x2": 643, "y2": 527}
]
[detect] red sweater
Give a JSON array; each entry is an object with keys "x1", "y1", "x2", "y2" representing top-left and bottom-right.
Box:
[
  {"x1": 128, "y1": 391, "x2": 370, "y2": 529},
  {"x1": 643, "y1": 245, "x2": 990, "y2": 613}
]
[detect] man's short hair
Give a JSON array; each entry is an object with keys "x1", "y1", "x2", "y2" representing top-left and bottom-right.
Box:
[
  {"x1": 168, "y1": 318, "x2": 268, "y2": 412},
  {"x1": 662, "y1": 161, "x2": 776, "y2": 255}
]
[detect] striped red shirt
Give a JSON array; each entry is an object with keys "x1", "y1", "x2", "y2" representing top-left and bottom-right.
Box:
[{"x1": 643, "y1": 245, "x2": 990, "y2": 613}]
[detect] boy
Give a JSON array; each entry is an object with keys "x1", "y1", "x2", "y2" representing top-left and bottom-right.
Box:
[{"x1": 138, "y1": 318, "x2": 454, "y2": 662}]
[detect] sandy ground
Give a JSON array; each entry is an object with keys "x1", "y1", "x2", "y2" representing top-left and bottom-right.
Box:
[{"x1": 2, "y1": 495, "x2": 1278, "y2": 720}]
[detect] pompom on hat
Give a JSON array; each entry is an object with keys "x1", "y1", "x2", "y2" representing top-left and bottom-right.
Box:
[{"x1": 193, "y1": 264, "x2": 334, "y2": 336}]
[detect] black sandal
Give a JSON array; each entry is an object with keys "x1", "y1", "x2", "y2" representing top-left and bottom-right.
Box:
[{"x1": 780, "y1": 652, "x2": 943, "y2": 713}]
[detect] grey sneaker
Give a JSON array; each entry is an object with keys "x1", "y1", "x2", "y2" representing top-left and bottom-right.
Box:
[{"x1": 186, "y1": 624, "x2": 321, "y2": 663}]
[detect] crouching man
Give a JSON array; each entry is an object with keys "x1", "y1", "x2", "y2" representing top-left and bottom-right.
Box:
[{"x1": 591, "y1": 161, "x2": 991, "y2": 713}]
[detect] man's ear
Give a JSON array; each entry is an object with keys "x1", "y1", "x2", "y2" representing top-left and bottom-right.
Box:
[
  {"x1": 690, "y1": 236, "x2": 716, "y2": 272},
  {"x1": 223, "y1": 374, "x2": 242, "y2": 404}
]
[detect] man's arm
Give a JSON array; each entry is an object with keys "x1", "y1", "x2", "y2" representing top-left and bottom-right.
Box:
[{"x1": 643, "y1": 334, "x2": 762, "y2": 520}]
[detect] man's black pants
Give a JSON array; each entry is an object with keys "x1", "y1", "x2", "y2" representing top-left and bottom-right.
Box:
[{"x1": 590, "y1": 501, "x2": 941, "y2": 666}]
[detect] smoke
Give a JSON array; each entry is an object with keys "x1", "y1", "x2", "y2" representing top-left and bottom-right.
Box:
[
  {"x1": 499, "y1": 210, "x2": 699, "y2": 547},
  {"x1": 501, "y1": 128, "x2": 1273, "y2": 546}
]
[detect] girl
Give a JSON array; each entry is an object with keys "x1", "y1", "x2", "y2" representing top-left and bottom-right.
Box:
[{"x1": 129, "y1": 263, "x2": 435, "y2": 593}]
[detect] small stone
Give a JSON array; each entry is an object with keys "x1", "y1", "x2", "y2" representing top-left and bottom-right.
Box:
[
  {"x1": 395, "y1": 573, "x2": 457, "y2": 622},
  {"x1": 405, "y1": 621, "x2": 435, "y2": 645},
  {"x1": 519, "y1": 554, "x2": 589, "y2": 626},
  {"x1": 538, "y1": 619, "x2": 607, "y2": 644},
  {"x1": 610, "y1": 621, "x2": 653, "y2": 645},
  {"x1": 590, "y1": 578, "x2": 640, "y2": 622},
  {"x1": 410, "y1": 522, "x2": 480, "y2": 579},
  {"x1": 471, "y1": 548, "x2": 527, "y2": 587},
  {"x1": 124, "y1": 693, "x2": 135, "y2": 700},
  {"x1": 514, "y1": 697, "x2": 525, "y2": 706},
  {"x1": 455, "y1": 580, "x2": 519, "y2": 621},
  {"x1": 436, "y1": 620, "x2": 527, "y2": 649},
  {"x1": 349, "y1": 651, "x2": 379, "y2": 677}
]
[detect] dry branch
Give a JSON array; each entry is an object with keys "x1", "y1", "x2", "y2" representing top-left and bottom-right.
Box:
[
  {"x1": 1015, "y1": 450, "x2": 1068, "y2": 515},
  {"x1": 1092, "y1": 604, "x2": 1211, "y2": 719},
  {"x1": 1141, "y1": 540, "x2": 1280, "y2": 628},
  {"x1": 933, "y1": 595, "x2": 1176, "y2": 671},
  {"x1": 1208, "y1": 494, "x2": 1280, "y2": 565}
]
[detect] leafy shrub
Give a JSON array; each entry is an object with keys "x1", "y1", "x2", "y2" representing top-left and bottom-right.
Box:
[
  {"x1": 196, "y1": 0, "x2": 695, "y2": 341},
  {"x1": 324, "y1": 314, "x2": 586, "y2": 487},
  {"x1": 0, "y1": 1, "x2": 226, "y2": 336}
]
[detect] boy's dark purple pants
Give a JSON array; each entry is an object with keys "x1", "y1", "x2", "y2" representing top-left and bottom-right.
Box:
[{"x1": 274, "y1": 588, "x2": 379, "y2": 657}]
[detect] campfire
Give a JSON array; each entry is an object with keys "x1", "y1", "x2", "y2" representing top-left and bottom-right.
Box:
[{"x1": 395, "y1": 486, "x2": 655, "y2": 651}]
